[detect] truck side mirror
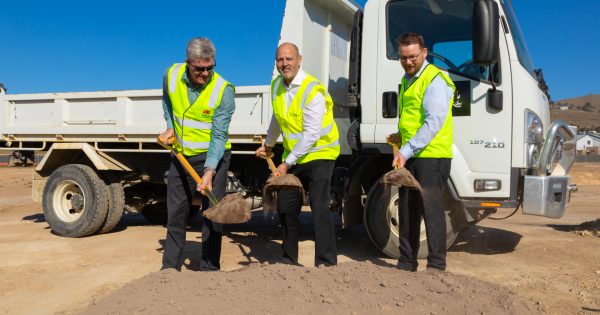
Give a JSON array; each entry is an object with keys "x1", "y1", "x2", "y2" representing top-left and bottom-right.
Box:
[
  {"x1": 473, "y1": 0, "x2": 499, "y2": 64},
  {"x1": 382, "y1": 92, "x2": 398, "y2": 118}
]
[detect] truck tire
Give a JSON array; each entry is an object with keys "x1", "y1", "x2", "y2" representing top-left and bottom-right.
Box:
[
  {"x1": 98, "y1": 182, "x2": 125, "y2": 234},
  {"x1": 363, "y1": 180, "x2": 458, "y2": 259},
  {"x1": 42, "y1": 164, "x2": 110, "y2": 237}
]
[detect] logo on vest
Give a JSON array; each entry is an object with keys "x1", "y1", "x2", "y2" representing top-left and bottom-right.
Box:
[{"x1": 202, "y1": 109, "x2": 212, "y2": 118}]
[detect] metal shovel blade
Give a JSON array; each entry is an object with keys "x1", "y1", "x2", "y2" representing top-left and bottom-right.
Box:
[
  {"x1": 202, "y1": 193, "x2": 251, "y2": 224},
  {"x1": 381, "y1": 168, "x2": 422, "y2": 190}
]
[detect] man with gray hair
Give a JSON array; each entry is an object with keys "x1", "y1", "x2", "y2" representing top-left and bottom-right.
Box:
[{"x1": 158, "y1": 37, "x2": 235, "y2": 271}]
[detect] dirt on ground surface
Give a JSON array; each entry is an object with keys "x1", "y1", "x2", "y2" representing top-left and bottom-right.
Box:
[
  {"x1": 0, "y1": 163, "x2": 599, "y2": 314},
  {"x1": 84, "y1": 263, "x2": 535, "y2": 315}
]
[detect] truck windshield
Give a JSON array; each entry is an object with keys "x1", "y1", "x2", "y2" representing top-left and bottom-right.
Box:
[{"x1": 386, "y1": 0, "x2": 497, "y2": 82}]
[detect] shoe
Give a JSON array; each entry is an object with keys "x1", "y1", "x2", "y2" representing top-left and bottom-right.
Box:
[
  {"x1": 277, "y1": 255, "x2": 303, "y2": 267},
  {"x1": 396, "y1": 261, "x2": 417, "y2": 272}
]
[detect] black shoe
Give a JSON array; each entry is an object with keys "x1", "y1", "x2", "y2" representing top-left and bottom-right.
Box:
[
  {"x1": 396, "y1": 261, "x2": 417, "y2": 272},
  {"x1": 278, "y1": 255, "x2": 303, "y2": 267}
]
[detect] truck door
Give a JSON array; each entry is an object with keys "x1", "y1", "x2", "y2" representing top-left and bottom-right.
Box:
[{"x1": 372, "y1": 0, "x2": 513, "y2": 198}]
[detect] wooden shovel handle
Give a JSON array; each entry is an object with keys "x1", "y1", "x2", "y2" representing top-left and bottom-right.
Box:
[
  {"x1": 157, "y1": 136, "x2": 220, "y2": 205},
  {"x1": 174, "y1": 152, "x2": 204, "y2": 185},
  {"x1": 265, "y1": 156, "x2": 278, "y2": 174},
  {"x1": 256, "y1": 137, "x2": 279, "y2": 175},
  {"x1": 391, "y1": 142, "x2": 400, "y2": 170},
  {"x1": 157, "y1": 136, "x2": 203, "y2": 185}
]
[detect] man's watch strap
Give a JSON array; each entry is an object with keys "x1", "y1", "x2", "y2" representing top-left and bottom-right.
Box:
[{"x1": 203, "y1": 167, "x2": 216, "y2": 176}]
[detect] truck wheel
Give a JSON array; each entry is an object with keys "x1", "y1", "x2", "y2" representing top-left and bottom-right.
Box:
[
  {"x1": 98, "y1": 182, "x2": 125, "y2": 234},
  {"x1": 363, "y1": 181, "x2": 458, "y2": 259},
  {"x1": 42, "y1": 164, "x2": 109, "y2": 237}
]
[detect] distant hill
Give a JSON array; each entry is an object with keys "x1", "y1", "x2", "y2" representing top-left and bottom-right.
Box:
[{"x1": 550, "y1": 94, "x2": 600, "y2": 132}]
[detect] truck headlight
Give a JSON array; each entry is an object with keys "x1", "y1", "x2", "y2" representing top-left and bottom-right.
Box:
[{"x1": 524, "y1": 109, "x2": 544, "y2": 168}]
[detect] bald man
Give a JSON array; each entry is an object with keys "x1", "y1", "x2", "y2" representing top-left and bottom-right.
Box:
[{"x1": 255, "y1": 43, "x2": 340, "y2": 266}]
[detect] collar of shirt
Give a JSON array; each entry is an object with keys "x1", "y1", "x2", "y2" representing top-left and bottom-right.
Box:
[
  {"x1": 403, "y1": 60, "x2": 430, "y2": 87},
  {"x1": 283, "y1": 69, "x2": 306, "y2": 89}
]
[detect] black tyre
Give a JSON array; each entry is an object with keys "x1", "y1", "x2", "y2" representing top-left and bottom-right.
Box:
[
  {"x1": 42, "y1": 164, "x2": 109, "y2": 237},
  {"x1": 363, "y1": 180, "x2": 458, "y2": 259},
  {"x1": 98, "y1": 182, "x2": 125, "y2": 234}
]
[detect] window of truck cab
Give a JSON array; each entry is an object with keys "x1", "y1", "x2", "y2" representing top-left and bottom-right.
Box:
[
  {"x1": 500, "y1": 0, "x2": 535, "y2": 76},
  {"x1": 386, "y1": 0, "x2": 499, "y2": 83}
]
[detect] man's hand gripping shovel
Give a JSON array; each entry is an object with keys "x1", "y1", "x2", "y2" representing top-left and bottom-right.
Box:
[
  {"x1": 381, "y1": 142, "x2": 422, "y2": 191},
  {"x1": 255, "y1": 138, "x2": 305, "y2": 214},
  {"x1": 157, "y1": 135, "x2": 251, "y2": 224}
]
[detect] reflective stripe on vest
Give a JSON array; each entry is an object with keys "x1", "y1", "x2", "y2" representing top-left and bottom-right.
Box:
[
  {"x1": 398, "y1": 64, "x2": 455, "y2": 158},
  {"x1": 167, "y1": 63, "x2": 232, "y2": 156},
  {"x1": 271, "y1": 73, "x2": 340, "y2": 164}
]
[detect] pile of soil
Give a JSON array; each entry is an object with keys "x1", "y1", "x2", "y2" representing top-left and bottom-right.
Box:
[
  {"x1": 84, "y1": 262, "x2": 536, "y2": 315},
  {"x1": 572, "y1": 219, "x2": 600, "y2": 238}
]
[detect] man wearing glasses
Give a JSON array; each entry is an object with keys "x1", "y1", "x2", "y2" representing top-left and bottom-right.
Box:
[
  {"x1": 387, "y1": 33, "x2": 455, "y2": 272},
  {"x1": 158, "y1": 37, "x2": 235, "y2": 271},
  {"x1": 255, "y1": 42, "x2": 340, "y2": 266}
]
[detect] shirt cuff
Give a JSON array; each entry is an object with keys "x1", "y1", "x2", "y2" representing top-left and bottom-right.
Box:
[
  {"x1": 204, "y1": 158, "x2": 219, "y2": 170},
  {"x1": 399, "y1": 145, "x2": 414, "y2": 160},
  {"x1": 284, "y1": 155, "x2": 297, "y2": 166}
]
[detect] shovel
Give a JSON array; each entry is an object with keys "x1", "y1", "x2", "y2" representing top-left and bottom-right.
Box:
[
  {"x1": 381, "y1": 143, "x2": 422, "y2": 190},
  {"x1": 256, "y1": 144, "x2": 304, "y2": 191},
  {"x1": 256, "y1": 143, "x2": 305, "y2": 213},
  {"x1": 157, "y1": 136, "x2": 251, "y2": 224}
]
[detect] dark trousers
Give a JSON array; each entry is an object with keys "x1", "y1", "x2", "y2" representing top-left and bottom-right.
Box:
[
  {"x1": 162, "y1": 151, "x2": 231, "y2": 270},
  {"x1": 397, "y1": 158, "x2": 451, "y2": 271},
  {"x1": 277, "y1": 159, "x2": 337, "y2": 266}
]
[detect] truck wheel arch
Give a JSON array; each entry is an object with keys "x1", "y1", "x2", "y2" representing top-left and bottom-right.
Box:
[{"x1": 32, "y1": 143, "x2": 130, "y2": 203}]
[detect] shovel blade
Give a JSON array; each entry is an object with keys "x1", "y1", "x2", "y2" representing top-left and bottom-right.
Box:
[
  {"x1": 202, "y1": 193, "x2": 251, "y2": 224},
  {"x1": 381, "y1": 168, "x2": 422, "y2": 190}
]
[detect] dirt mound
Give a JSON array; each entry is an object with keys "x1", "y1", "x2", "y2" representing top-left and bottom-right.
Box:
[
  {"x1": 84, "y1": 262, "x2": 536, "y2": 315},
  {"x1": 551, "y1": 218, "x2": 600, "y2": 238}
]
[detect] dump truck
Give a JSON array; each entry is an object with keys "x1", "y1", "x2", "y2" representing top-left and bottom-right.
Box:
[{"x1": 0, "y1": 0, "x2": 576, "y2": 258}]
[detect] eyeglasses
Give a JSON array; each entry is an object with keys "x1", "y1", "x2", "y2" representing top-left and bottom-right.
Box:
[
  {"x1": 399, "y1": 50, "x2": 423, "y2": 63},
  {"x1": 187, "y1": 62, "x2": 216, "y2": 73}
]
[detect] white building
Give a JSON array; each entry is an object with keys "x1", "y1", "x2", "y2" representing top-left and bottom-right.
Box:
[{"x1": 576, "y1": 134, "x2": 600, "y2": 151}]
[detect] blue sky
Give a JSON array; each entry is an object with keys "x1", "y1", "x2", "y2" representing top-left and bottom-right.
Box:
[{"x1": 0, "y1": 0, "x2": 598, "y2": 101}]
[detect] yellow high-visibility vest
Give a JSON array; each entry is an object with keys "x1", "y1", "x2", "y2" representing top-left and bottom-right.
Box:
[
  {"x1": 398, "y1": 64, "x2": 455, "y2": 158},
  {"x1": 167, "y1": 63, "x2": 232, "y2": 156},
  {"x1": 271, "y1": 73, "x2": 340, "y2": 164}
]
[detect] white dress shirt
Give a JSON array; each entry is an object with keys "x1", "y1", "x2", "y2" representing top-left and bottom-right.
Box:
[{"x1": 265, "y1": 69, "x2": 326, "y2": 166}]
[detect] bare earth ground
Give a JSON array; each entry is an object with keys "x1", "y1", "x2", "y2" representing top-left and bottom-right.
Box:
[{"x1": 0, "y1": 163, "x2": 599, "y2": 314}]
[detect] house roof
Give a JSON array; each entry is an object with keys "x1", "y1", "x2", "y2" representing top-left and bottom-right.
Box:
[{"x1": 577, "y1": 134, "x2": 600, "y2": 142}]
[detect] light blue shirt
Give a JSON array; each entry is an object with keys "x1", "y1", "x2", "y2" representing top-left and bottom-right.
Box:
[
  {"x1": 162, "y1": 67, "x2": 235, "y2": 169},
  {"x1": 399, "y1": 60, "x2": 454, "y2": 159}
]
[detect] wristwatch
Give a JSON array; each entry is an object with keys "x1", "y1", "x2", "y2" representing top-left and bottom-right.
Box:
[{"x1": 283, "y1": 162, "x2": 292, "y2": 169}]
